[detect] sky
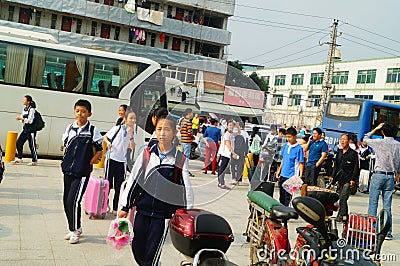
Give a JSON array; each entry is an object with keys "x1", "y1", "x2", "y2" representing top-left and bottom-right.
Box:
[{"x1": 227, "y1": 0, "x2": 400, "y2": 68}]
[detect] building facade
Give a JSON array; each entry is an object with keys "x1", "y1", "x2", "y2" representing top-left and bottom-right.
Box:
[{"x1": 252, "y1": 57, "x2": 400, "y2": 128}]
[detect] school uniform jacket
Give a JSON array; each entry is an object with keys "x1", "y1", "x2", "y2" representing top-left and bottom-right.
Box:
[{"x1": 120, "y1": 145, "x2": 194, "y2": 219}]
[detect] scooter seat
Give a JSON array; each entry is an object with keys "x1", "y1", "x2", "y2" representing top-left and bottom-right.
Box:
[{"x1": 271, "y1": 206, "x2": 298, "y2": 221}]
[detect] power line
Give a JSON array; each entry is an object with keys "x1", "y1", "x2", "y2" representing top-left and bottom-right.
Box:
[
  {"x1": 242, "y1": 27, "x2": 331, "y2": 62},
  {"x1": 342, "y1": 33, "x2": 400, "y2": 54},
  {"x1": 268, "y1": 50, "x2": 326, "y2": 68},
  {"x1": 343, "y1": 22, "x2": 400, "y2": 45},
  {"x1": 234, "y1": 16, "x2": 327, "y2": 31},
  {"x1": 229, "y1": 18, "x2": 328, "y2": 33},
  {"x1": 340, "y1": 37, "x2": 398, "y2": 57},
  {"x1": 259, "y1": 45, "x2": 321, "y2": 66}
]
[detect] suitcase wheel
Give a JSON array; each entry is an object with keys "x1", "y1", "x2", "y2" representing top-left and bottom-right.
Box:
[
  {"x1": 85, "y1": 211, "x2": 88, "y2": 215},
  {"x1": 89, "y1": 214, "x2": 95, "y2": 220}
]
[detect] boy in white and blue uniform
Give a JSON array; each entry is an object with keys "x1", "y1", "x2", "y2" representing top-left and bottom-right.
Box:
[
  {"x1": 276, "y1": 127, "x2": 305, "y2": 206},
  {"x1": 61, "y1": 99, "x2": 103, "y2": 244}
]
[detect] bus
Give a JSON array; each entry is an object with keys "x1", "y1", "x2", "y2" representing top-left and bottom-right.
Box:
[
  {"x1": 0, "y1": 26, "x2": 167, "y2": 157},
  {"x1": 322, "y1": 98, "x2": 400, "y2": 149}
]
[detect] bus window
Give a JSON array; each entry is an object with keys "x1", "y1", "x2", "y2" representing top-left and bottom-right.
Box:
[
  {"x1": 86, "y1": 57, "x2": 145, "y2": 97},
  {"x1": 3, "y1": 43, "x2": 29, "y2": 85},
  {"x1": 326, "y1": 101, "x2": 361, "y2": 121},
  {"x1": 0, "y1": 43, "x2": 5, "y2": 82},
  {"x1": 372, "y1": 107, "x2": 400, "y2": 137}
]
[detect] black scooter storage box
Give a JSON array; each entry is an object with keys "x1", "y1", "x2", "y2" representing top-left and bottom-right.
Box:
[{"x1": 169, "y1": 209, "x2": 234, "y2": 258}]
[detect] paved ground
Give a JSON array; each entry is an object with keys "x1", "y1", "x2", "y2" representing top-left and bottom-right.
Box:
[{"x1": 1, "y1": 158, "x2": 399, "y2": 265}]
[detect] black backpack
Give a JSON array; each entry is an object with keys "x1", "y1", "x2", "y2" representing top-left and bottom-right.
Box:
[
  {"x1": 234, "y1": 134, "x2": 248, "y2": 156},
  {"x1": 26, "y1": 110, "x2": 45, "y2": 133}
]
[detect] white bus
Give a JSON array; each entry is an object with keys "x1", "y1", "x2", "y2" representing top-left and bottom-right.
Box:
[{"x1": 0, "y1": 26, "x2": 167, "y2": 157}]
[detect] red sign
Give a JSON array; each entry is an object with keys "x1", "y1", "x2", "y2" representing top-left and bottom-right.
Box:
[{"x1": 223, "y1": 86, "x2": 264, "y2": 108}]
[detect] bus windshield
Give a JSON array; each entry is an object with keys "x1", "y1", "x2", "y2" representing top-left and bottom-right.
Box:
[{"x1": 326, "y1": 101, "x2": 362, "y2": 121}]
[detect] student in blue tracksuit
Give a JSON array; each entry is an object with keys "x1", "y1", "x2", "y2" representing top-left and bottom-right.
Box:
[
  {"x1": 13, "y1": 95, "x2": 38, "y2": 166},
  {"x1": 61, "y1": 99, "x2": 103, "y2": 244},
  {"x1": 119, "y1": 115, "x2": 194, "y2": 266}
]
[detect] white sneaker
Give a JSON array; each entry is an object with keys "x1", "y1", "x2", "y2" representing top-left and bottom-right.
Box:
[
  {"x1": 12, "y1": 158, "x2": 23, "y2": 164},
  {"x1": 69, "y1": 229, "x2": 82, "y2": 244},
  {"x1": 64, "y1": 228, "x2": 82, "y2": 241},
  {"x1": 27, "y1": 162, "x2": 38, "y2": 166}
]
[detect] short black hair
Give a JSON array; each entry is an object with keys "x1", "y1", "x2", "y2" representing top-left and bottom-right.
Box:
[
  {"x1": 210, "y1": 118, "x2": 218, "y2": 125},
  {"x1": 120, "y1": 104, "x2": 127, "y2": 111},
  {"x1": 74, "y1": 99, "x2": 91, "y2": 112},
  {"x1": 271, "y1": 124, "x2": 277, "y2": 131},
  {"x1": 286, "y1": 127, "x2": 297, "y2": 136},
  {"x1": 184, "y1": 108, "x2": 193, "y2": 115},
  {"x1": 313, "y1": 127, "x2": 323, "y2": 135},
  {"x1": 238, "y1": 121, "x2": 245, "y2": 129},
  {"x1": 157, "y1": 115, "x2": 177, "y2": 129},
  {"x1": 278, "y1": 128, "x2": 286, "y2": 135},
  {"x1": 382, "y1": 123, "x2": 398, "y2": 138},
  {"x1": 153, "y1": 107, "x2": 169, "y2": 119}
]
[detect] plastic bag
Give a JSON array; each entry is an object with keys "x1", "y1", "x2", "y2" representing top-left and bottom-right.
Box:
[
  {"x1": 106, "y1": 218, "x2": 133, "y2": 250},
  {"x1": 282, "y1": 175, "x2": 303, "y2": 195}
]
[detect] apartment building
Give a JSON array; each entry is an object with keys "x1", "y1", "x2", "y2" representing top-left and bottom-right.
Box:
[{"x1": 252, "y1": 57, "x2": 400, "y2": 128}]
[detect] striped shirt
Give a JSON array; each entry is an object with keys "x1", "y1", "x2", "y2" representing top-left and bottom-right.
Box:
[
  {"x1": 364, "y1": 132, "x2": 400, "y2": 173},
  {"x1": 180, "y1": 118, "x2": 193, "y2": 143}
]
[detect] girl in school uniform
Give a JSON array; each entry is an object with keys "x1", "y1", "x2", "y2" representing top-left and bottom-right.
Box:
[
  {"x1": 119, "y1": 115, "x2": 194, "y2": 266},
  {"x1": 104, "y1": 108, "x2": 136, "y2": 215}
]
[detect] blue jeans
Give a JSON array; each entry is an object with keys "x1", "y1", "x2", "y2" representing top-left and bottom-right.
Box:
[
  {"x1": 181, "y1": 143, "x2": 191, "y2": 161},
  {"x1": 368, "y1": 173, "x2": 395, "y2": 234}
]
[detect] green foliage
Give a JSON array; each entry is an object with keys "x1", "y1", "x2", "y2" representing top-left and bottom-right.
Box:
[
  {"x1": 228, "y1": 60, "x2": 243, "y2": 71},
  {"x1": 249, "y1": 72, "x2": 269, "y2": 93}
]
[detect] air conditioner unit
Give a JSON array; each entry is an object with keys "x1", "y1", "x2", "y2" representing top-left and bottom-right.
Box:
[
  {"x1": 330, "y1": 85, "x2": 335, "y2": 93},
  {"x1": 288, "y1": 87, "x2": 293, "y2": 95},
  {"x1": 307, "y1": 85, "x2": 313, "y2": 93}
]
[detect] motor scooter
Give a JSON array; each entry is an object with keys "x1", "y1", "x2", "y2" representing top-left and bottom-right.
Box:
[{"x1": 169, "y1": 208, "x2": 238, "y2": 266}]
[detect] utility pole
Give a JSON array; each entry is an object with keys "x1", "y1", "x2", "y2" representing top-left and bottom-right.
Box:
[{"x1": 316, "y1": 19, "x2": 340, "y2": 125}]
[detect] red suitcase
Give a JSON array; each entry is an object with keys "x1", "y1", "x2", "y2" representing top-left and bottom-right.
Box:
[
  {"x1": 84, "y1": 176, "x2": 110, "y2": 219},
  {"x1": 169, "y1": 209, "x2": 234, "y2": 258}
]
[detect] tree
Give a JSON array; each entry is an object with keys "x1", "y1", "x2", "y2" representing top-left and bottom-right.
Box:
[
  {"x1": 249, "y1": 72, "x2": 269, "y2": 93},
  {"x1": 228, "y1": 60, "x2": 243, "y2": 71}
]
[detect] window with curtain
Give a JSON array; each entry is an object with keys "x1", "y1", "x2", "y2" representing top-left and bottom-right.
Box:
[
  {"x1": 291, "y1": 73, "x2": 304, "y2": 85},
  {"x1": 357, "y1": 69, "x2": 376, "y2": 84},
  {"x1": 5, "y1": 44, "x2": 29, "y2": 85},
  {"x1": 0, "y1": 43, "x2": 6, "y2": 82},
  {"x1": 30, "y1": 48, "x2": 46, "y2": 87},
  {"x1": 310, "y1": 72, "x2": 324, "y2": 85}
]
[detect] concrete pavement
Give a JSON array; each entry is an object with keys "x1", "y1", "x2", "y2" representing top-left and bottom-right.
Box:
[{"x1": 0, "y1": 158, "x2": 399, "y2": 265}]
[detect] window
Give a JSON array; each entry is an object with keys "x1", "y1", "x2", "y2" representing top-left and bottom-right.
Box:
[
  {"x1": 307, "y1": 95, "x2": 321, "y2": 107},
  {"x1": 291, "y1": 74, "x2": 304, "y2": 85},
  {"x1": 162, "y1": 67, "x2": 196, "y2": 84},
  {"x1": 76, "y1": 19, "x2": 82, "y2": 34},
  {"x1": 104, "y1": 0, "x2": 114, "y2": 6},
  {"x1": 0, "y1": 40, "x2": 148, "y2": 97},
  {"x1": 164, "y1": 36, "x2": 169, "y2": 49},
  {"x1": 310, "y1": 72, "x2": 324, "y2": 85},
  {"x1": 357, "y1": 69, "x2": 376, "y2": 84},
  {"x1": 51, "y1": 14, "x2": 57, "y2": 29},
  {"x1": 262, "y1": 76, "x2": 270, "y2": 86},
  {"x1": 383, "y1": 95, "x2": 400, "y2": 103},
  {"x1": 154, "y1": 3, "x2": 160, "y2": 11},
  {"x1": 372, "y1": 106, "x2": 400, "y2": 137},
  {"x1": 184, "y1": 40, "x2": 190, "y2": 53},
  {"x1": 355, "y1": 95, "x2": 373, "y2": 100},
  {"x1": 386, "y1": 68, "x2": 400, "y2": 83},
  {"x1": 34, "y1": 11, "x2": 41, "y2": 27},
  {"x1": 91, "y1": 21, "x2": 97, "y2": 36},
  {"x1": 150, "y1": 33, "x2": 156, "y2": 47},
  {"x1": 8, "y1": 6, "x2": 15, "y2": 22},
  {"x1": 288, "y1": 94, "x2": 301, "y2": 106},
  {"x1": 172, "y1": 38, "x2": 181, "y2": 51},
  {"x1": 272, "y1": 94, "x2": 283, "y2": 106},
  {"x1": 61, "y1": 16, "x2": 72, "y2": 32},
  {"x1": 18, "y1": 8, "x2": 31, "y2": 24},
  {"x1": 326, "y1": 102, "x2": 361, "y2": 120},
  {"x1": 100, "y1": 24, "x2": 111, "y2": 39},
  {"x1": 274, "y1": 75, "x2": 286, "y2": 86},
  {"x1": 331, "y1": 95, "x2": 346, "y2": 98},
  {"x1": 114, "y1": 26, "x2": 120, "y2": 41},
  {"x1": 332, "y1": 71, "x2": 349, "y2": 84}
]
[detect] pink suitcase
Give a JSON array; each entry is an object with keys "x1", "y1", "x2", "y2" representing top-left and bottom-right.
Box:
[
  {"x1": 85, "y1": 176, "x2": 110, "y2": 219},
  {"x1": 118, "y1": 180, "x2": 136, "y2": 226}
]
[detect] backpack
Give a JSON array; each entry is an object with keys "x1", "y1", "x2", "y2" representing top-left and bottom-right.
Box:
[
  {"x1": 250, "y1": 135, "x2": 261, "y2": 155},
  {"x1": 234, "y1": 134, "x2": 248, "y2": 156},
  {"x1": 26, "y1": 110, "x2": 45, "y2": 133},
  {"x1": 129, "y1": 147, "x2": 186, "y2": 207}
]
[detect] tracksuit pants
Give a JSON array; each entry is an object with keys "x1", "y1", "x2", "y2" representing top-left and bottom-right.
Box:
[
  {"x1": 279, "y1": 176, "x2": 292, "y2": 206},
  {"x1": 16, "y1": 130, "x2": 38, "y2": 162},
  {"x1": 218, "y1": 156, "x2": 230, "y2": 185},
  {"x1": 63, "y1": 174, "x2": 90, "y2": 231},
  {"x1": 132, "y1": 212, "x2": 169, "y2": 266},
  {"x1": 105, "y1": 159, "x2": 125, "y2": 211}
]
